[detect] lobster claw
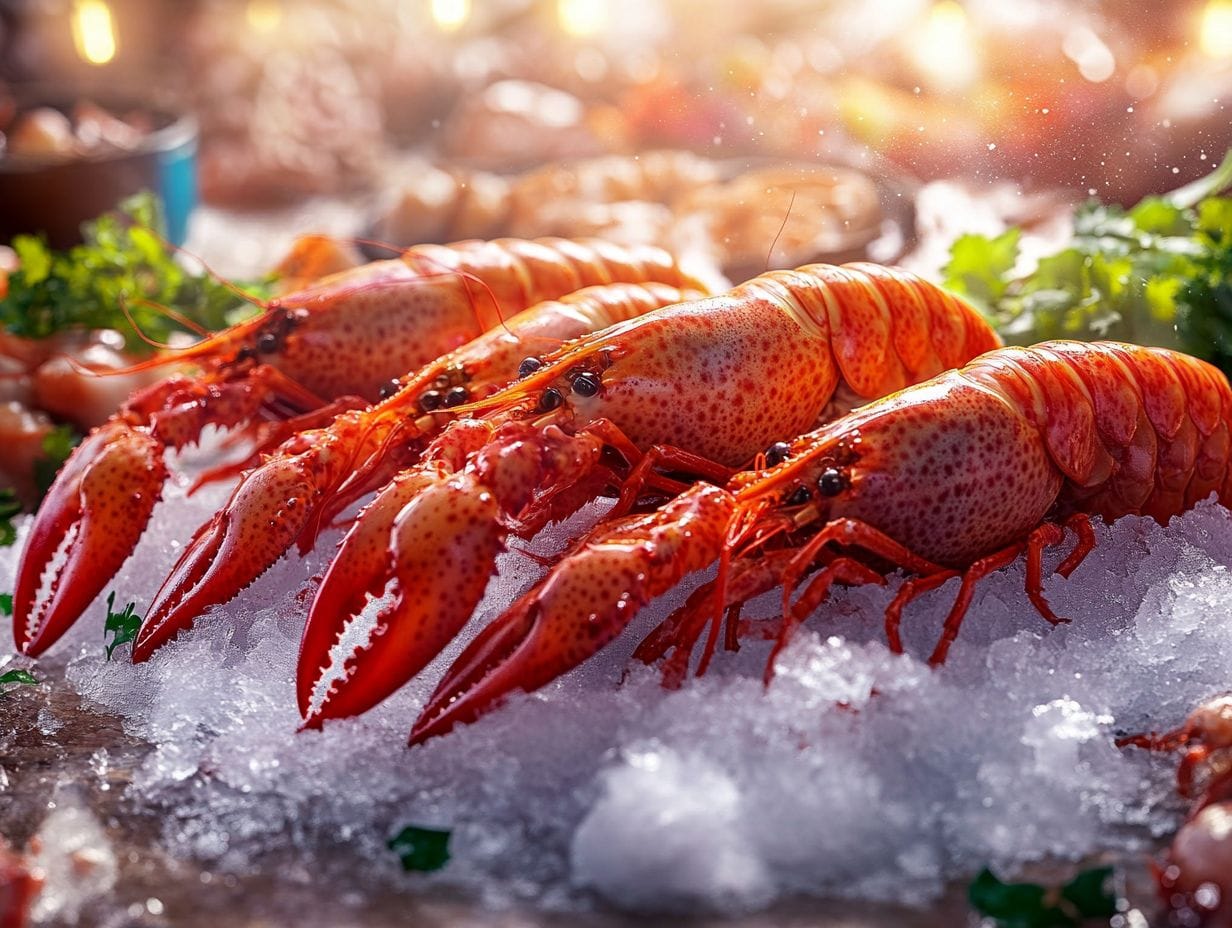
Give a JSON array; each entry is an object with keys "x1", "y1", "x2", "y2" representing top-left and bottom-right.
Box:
[
  {"x1": 14, "y1": 421, "x2": 166, "y2": 656},
  {"x1": 133, "y1": 453, "x2": 327, "y2": 661},
  {"x1": 409, "y1": 484, "x2": 737, "y2": 744},
  {"x1": 297, "y1": 468, "x2": 504, "y2": 728}
]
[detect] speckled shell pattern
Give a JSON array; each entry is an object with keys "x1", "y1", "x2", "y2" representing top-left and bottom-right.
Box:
[
  {"x1": 765, "y1": 340, "x2": 1232, "y2": 569},
  {"x1": 508, "y1": 262, "x2": 1001, "y2": 467},
  {"x1": 245, "y1": 237, "x2": 705, "y2": 404}
]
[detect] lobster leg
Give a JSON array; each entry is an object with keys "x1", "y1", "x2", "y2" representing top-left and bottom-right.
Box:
[
  {"x1": 884, "y1": 572, "x2": 957, "y2": 654},
  {"x1": 927, "y1": 545, "x2": 1024, "y2": 666},
  {"x1": 132, "y1": 439, "x2": 353, "y2": 661},
  {"x1": 1024, "y1": 523, "x2": 1068, "y2": 624},
  {"x1": 928, "y1": 515, "x2": 1093, "y2": 665},
  {"x1": 408, "y1": 484, "x2": 738, "y2": 744},
  {"x1": 298, "y1": 466, "x2": 504, "y2": 727},
  {"x1": 187, "y1": 395, "x2": 368, "y2": 493},
  {"x1": 13, "y1": 421, "x2": 168, "y2": 654},
  {"x1": 766, "y1": 557, "x2": 887, "y2": 681},
  {"x1": 14, "y1": 365, "x2": 340, "y2": 657}
]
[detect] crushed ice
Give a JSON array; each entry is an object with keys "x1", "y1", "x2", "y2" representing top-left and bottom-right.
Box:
[{"x1": 4, "y1": 457, "x2": 1232, "y2": 913}]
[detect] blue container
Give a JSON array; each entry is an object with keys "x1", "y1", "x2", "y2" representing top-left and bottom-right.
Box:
[{"x1": 0, "y1": 98, "x2": 198, "y2": 248}]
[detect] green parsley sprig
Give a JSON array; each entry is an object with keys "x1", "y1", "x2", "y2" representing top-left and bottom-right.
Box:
[
  {"x1": 0, "y1": 668, "x2": 37, "y2": 691},
  {"x1": 387, "y1": 824, "x2": 451, "y2": 872},
  {"x1": 103, "y1": 591, "x2": 142, "y2": 660},
  {"x1": 968, "y1": 866, "x2": 1119, "y2": 928},
  {"x1": 944, "y1": 150, "x2": 1232, "y2": 375},
  {"x1": 1, "y1": 192, "x2": 264, "y2": 353},
  {"x1": 0, "y1": 490, "x2": 19, "y2": 546}
]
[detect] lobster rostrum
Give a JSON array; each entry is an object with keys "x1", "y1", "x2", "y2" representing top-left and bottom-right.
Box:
[
  {"x1": 131, "y1": 280, "x2": 704, "y2": 660},
  {"x1": 14, "y1": 238, "x2": 703, "y2": 657},
  {"x1": 295, "y1": 262, "x2": 1000, "y2": 728},
  {"x1": 410, "y1": 341, "x2": 1232, "y2": 744}
]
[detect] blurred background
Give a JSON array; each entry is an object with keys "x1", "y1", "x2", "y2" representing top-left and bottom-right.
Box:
[{"x1": 2, "y1": 0, "x2": 1232, "y2": 270}]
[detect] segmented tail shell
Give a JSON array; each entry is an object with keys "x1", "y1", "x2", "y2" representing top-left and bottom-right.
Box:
[{"x1": 958, "y1": 341, "x2": 1232, "y2": 522}]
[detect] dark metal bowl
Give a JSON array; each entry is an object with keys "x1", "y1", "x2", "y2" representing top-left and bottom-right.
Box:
[{"x1": 0, "y1": 90, "x2": 197, "y2": 248}]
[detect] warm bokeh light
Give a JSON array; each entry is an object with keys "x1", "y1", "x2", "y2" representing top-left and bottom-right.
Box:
[
  {"x1": 70, "y1": 0, "x2": 117, "y2": 66},
  {"x1": 907, "y1": 1, "x2": 979, "y2": 93},
  {"x1": 245, "y1": 0, "x2": 284, "y2": 34},
  {"x1": 1063, "y1": 26, "x2": 1115, "y2": 83},
  {"x1": 557, "y1": 0, "x2": 609, "y2": 38},
  {"x1": 1201, "y1": 0, "x2": 1232, "y2": 58},
  {"x1": 430, "y1": 0, "x2": 471, "y2": 32}
]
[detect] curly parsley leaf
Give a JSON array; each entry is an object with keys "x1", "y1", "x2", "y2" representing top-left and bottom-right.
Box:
[
  {"x1": 944, "y1": 149, "x2": 1232, "y2": 377},
  {"x1": 968, "y1": 866, "x2": 1117, "y2": 927},
  {"x1": 0, "y1": 593, "x2": 12, "y2": 615},
  {"x1": 387, "y1": 824, "x2": 451, "y2": 873},
  {"x1": 0, "y1": 669, "x2": 37, "y2": 689},
  {"x1": 1, "y1": 192, "x2": 265, "y2": 353},
  {"x1": 0, "y1": 489, "x2": 19, "y2": 546},
  {"x1": 103, "y1": 591, "x2": 142, "y2": 660}
]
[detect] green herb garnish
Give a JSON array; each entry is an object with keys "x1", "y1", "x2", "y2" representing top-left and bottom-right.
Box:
[
  {"x1": 103, "y1": 591, "x2": 142, "y2": 660},
  {"x1": 0, "y1": 669, "x2": 37, "y2": 689},
  {"x1": 0, "y1": 490, "x2": 19, "y2": 546},
  {"x1": 1, "y1": 192, "x2": 263, "y2": 352},
  {"x1": 944, "y1": 150, "x2": 1232, "y2": 376},
  {"x1": 0, "y1": 593, "x2": 12, "y2": 616},
  {"x1": 968, "y1": 866, "x2": 1118, "y2": 927},
  {"x1": 387, "y1": 824, "x2": 451, "y2": 872}
]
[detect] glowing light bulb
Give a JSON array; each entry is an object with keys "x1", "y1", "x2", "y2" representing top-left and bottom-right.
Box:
[
  {"x1": 1201, "y1": 0, "x2": 1232, "y2": 58},
  {"x1": 558, "y1": 0, "x2": 609, "y2": 38},
  {"x1": 71, "y1": 0, "x2": 117, "y2": 66},
  {"x1": 245, "y1": 0, "x2": 283, "y2": 33},
  {"x1": 908, "y1": 1, "x2": 979, "y2": 93},
  {"x1": 430, "y1": 0, "x2": 471, "y2": 32}
]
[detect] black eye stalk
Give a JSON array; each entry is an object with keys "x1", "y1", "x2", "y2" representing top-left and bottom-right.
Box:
[
  {"x1": 379, "y1": 379, "x2": 402, "y2": 400},
  {"x1": 571, "y1": 371, "x2": 601, "y2": 397},
  {"x1": 518, "y1": 357, "x2": 543, "y2": 378},
  {"x1": 785, "y1": 485, "x2": 811, "y2": 506},
  {"x1": 537, "y1": 387, "x2": 564, "y2": 412},
  {"x1": 255, "y1": 309, "x2": 299, "y2": 355},
  {"x1": 817, "y1": 467, "x2": 849, "y2": 497},
  {"x1": 764, "y1": 441, "x2": 791, "y2": 468}
]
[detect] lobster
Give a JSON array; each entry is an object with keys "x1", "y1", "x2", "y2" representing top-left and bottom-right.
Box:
[
  {"x1": 1119, "y1": 697, "x2": 1232, "y2": 926},
  {"x1": 13, "y1": 238, "x2": 704, "y2": 657},
  {"x1": 130, "y1": 280, "x2": 703, "y2": 659},
  {"x1": 407, "y1": 341, "x2": 1232, "y2": 745},
  {"x1": 292, "y1": 263, "x2": 1000, "y2": 728}
]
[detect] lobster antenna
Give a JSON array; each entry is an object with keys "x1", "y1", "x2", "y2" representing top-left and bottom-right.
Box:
[
  {"x1": 383, "y1": 240, "x2": 516, "y2": 338},
  {"x1": 764, "y1": 189, "x2": 797, "y2": 273},
  {"x1": 131, "y1": 221, "x2": 269, "y2": 312},
  {"x1": 60, "y1": 293, "x2": 211, "y2": 380}
]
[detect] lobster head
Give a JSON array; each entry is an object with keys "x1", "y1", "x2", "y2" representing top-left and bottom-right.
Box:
[{"x1": 736, "y1": 376, "x2": 1064, "y2": 569}]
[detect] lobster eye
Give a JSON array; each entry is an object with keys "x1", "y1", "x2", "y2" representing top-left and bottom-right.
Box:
[
  {"x1": 786, "y1": 485, "x2": 811, "y2": 507},
  {"x1": 537, "y1": 387, "x2": 564, "y2": 411},
  {"x1": 379, "y1": 379, "x2": 401, "y2": 400},
  {"x1": 518, "y1": 357, "x2": 543, "y2": 378},
  {"x1": 418, "y1": 390, "x2": 443, "y2": 412},
  {"x1": 764, "y1": 441, "x2": 790, "y2": 468},
  {"x1": 571, "y1": 371, "x2": 601, "y2": 397},
  {"x1": 818, "y1": 467, "x2": 847, "y2": 497},
  {"x1": 444, "y1": 386, "x2": 470, "y2": 408}
]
